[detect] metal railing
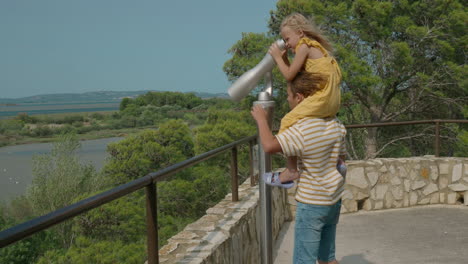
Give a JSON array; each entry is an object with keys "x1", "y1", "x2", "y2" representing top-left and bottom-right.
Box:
[
  {"x1": 345, "y1": 119, "x2": 467, "y2": 157},
  {"x1": 0, "y1": 135, "x2": 257, "y2": 264},
  {"x1": 0, "y1": 119, "x2": 466, "y2": 263}
]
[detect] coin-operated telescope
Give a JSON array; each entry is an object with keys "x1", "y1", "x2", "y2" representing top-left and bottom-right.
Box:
[
  {"x1": 227, "y1": 39, "x2": 285, "y2": 264},
  {"x1": 227, "y1": 39, "x2": 285, "y2": 101}
]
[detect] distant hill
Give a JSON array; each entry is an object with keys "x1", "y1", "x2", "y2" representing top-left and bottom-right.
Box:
[{"x1": 0, "y1": 90, "x2": 229, "y2": 104}]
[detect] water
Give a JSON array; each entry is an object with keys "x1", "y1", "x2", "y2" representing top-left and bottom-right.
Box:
[
  {"x1": 0, "y1": 102, "x2": 119, "y2": 118},
  {"x1": 0, "y1": 107, "x2": 118, "y2": 118},
  {"x1": 0, "y1": 137, "x2": 123, "y2": 202}
]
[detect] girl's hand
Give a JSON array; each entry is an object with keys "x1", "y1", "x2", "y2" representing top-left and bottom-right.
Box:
[
  {"x1": 251, "y1": 105, "x2": 268, "y2": 123},
  {"x1": 269, "y1": 43, "x2": 286, "y2": 60}
]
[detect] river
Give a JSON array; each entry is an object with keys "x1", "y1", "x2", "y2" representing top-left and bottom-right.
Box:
[{"x1": 0, "y1": 137, "x2": 123, "y2": 202}]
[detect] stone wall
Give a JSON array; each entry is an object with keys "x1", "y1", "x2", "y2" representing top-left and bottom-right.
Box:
[
  {"x1": 286, "y1": 157, "x2": 468, "y2": 217},
  {"x1": 156, "y1": 178, "x2": 291, "y2": 264},
  {"x1": 154, "y1": 157, "x2": 467, "y2": 263}
]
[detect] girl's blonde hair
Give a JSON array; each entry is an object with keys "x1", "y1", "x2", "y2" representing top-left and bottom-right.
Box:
[
  {"x1": 281, "y1": 13, "x2": 333, "y2": 52},
  {"x1": 290, "y1": 71, "x2": 327, "y2": 98}
]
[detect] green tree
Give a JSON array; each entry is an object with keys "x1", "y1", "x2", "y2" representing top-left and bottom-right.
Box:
[
  {"x1": 1, "y1": 134, "x2": 100, "y2": 263},
  {"x1": 120, "y1": 91, "x2": 204, "y2": 111},
  {"x1": 86, "y1": 117, "x2": 234, "y2": 250},
  {"x1": 193, "y1": 109, "x2": 256, "y2": 182},
  {"x1": 28, "y1": 133, "x2": 102, "y2": 247},
  {"x1": 71, "y1": 192, "x2": 146, "y2": 243},
  {"x1": 0, "y1": 203, "x2": 57, "y2": 264},
  {"x1": 119, "y1": 97, "x2": 133, "y2": 111},
  {"x1": 103, "y1": 120, "x2": 194, "y2": 185},
  {"x1": 158, "y1": 165, "x2": 230, "y2": 219},
  {"x1": 0, "y1": 230, "x2": 57, "y2": 264},
  {"x1": 194, "y1": 109, "x2": 256, "y2": 155},
  {"x1": 454, "y1": 129, "x2": 468, "y2": 157},
  {"x1": 224, "y1": 0, "x2": 467, "y2": 158},
  {"x1": 36, "y1": 236, "x2": 146, "y2": 264}
]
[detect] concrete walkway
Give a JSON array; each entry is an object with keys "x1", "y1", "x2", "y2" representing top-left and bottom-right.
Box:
[{"x1": 274, "y1": 205, "x2": 468, "y2": 264}]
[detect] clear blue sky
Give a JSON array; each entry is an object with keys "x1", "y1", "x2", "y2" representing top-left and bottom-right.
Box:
[{"x1": 0, "y1": 0, "x2": 277, "y2": 98}]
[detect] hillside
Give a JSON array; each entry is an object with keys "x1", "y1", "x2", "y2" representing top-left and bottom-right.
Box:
[{"x1": 0, "y1": 90, "x2": 228, "y2": 104}]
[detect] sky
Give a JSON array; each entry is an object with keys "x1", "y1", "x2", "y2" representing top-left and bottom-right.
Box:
[{"x1": 0, "y1": 0, "x2": 277, "y2": 99}]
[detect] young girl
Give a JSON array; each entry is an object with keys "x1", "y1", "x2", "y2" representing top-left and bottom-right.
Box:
[{"x1": 266, "y1": 13, "x2": 345, "y2": 186}]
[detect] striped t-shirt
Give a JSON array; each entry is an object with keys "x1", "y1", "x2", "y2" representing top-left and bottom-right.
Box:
[{"x1": 276, "y1": 117, "x2": 347, "y2": 205}]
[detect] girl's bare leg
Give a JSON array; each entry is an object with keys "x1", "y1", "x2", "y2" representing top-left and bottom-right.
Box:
[{"x1": 279, "y1": 156, "x2": 300, "y2": 183}]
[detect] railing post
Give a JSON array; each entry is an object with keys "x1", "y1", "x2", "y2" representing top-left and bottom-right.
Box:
[
  {"x1": 146, "y1": 183, "x2": 158, "y2": 264},
  {"x1": 249, "y1": 140, "x2": 255, "y2": 186},
  {"x1": 435, "y1": 120, "x2": 440, "y2": 157},
  {"x1": 231, "y1": 146, "x2": 239, "y2": 202}
]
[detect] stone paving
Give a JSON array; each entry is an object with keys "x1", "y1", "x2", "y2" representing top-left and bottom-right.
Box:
[{"x1": 274, "y1": 205, "x2": 468, "y2": 264}]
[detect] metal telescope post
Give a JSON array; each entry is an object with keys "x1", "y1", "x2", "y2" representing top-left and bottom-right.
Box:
[
  {"x1": 226, "y1": 39, "x2": 284, "y2": 264},
  {"x1": 253, "y1": 71, "x2": 274, "y2": 264}
]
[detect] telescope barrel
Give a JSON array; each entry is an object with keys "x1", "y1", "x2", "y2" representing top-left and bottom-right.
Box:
[{"x1": 227, "y1": 39, "x2": 285, "y2": 101}]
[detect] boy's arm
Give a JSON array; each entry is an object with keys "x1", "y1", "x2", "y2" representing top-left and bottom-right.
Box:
[{"x1": 250, "y1": 105, "x2": 282, "y2": 154}]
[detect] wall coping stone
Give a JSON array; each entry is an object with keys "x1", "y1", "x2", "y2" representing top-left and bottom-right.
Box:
[{"x1": 153, "y1": 178, "x2": 290, "y2": 264}]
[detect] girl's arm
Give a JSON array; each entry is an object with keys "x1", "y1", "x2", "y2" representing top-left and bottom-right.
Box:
[
  {"x1": 281, "y1": 50, "x2": 290, "y2": 66},
  {"x1": 269, "y1": 43, "x2": 309, "y2": 81},
  {"x1": 286, "y1": 156, "x2": 298, "y2": 172}
]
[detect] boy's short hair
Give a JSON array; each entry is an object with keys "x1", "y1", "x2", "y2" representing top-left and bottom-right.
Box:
[{"x1": 289, "y1": 71, "x2": 328, "y2": 98}]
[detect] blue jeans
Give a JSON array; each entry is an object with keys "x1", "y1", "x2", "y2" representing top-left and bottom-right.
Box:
[{"x1": 293, "y1": 200, "x2": 342, "y2": 263}]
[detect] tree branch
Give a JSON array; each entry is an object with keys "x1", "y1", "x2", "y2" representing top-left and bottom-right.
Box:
[
  {"x1": 346, "y1": 130, "x2": 359, "y2": 160},
  {"x1": 374, "y1": 133, "x2": 428, "y2": 157},
  {"x1": 382, "y1": 84, "x2": 426, "y2": 121},
  {"x1": 346, "y1": 82, "x2": 371, "y2": 110}
]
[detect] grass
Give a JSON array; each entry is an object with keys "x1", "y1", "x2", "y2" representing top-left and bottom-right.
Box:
[
  {"x1": 0, "y1": 110, "x2": 133, "y2": 147},
  {"x1": 32, "y1": 111, "x2": 117, "y2": 119},
  {"x1": 1, "y1": 127, "x2": 151, "y2": 147}
]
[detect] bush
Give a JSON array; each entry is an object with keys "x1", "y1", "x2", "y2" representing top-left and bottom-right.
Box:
[
  {"x1": 0, "y1": 119, "x2": 24, "y2": 135},
  {"x1": 16, "y1": 113, "x2": 38, "y2": 123},
  {"x1": 31, "y1": 125, "x2": 53, "y2": 137},
  {"x1": 28, "y1": 133, "x2": 102, "y2": 247},
  {"x1": 0, "y1": 231, "x2": 58, "y2": 264},
  {"x1": 72, "y1": 192, "x2": 146, "y2": 242},
  {"x1": 36, "y1": 236, "x2": 146, "y2": 264},
  {"x1": 62, "y1": 115, "x2": 85, "y2": 125},
  {"x1": 56, "y1": 124, "x2": 77, "y2": 135},
  {"x1": 90, "y1": 112, "x2": 105, "y2": 120},
  {"x1": 0, "y1": 199, "x2": 59, "y2": 264},
  {"x1": 119, "y1": 115, "x2": 137, "y2": 128}
]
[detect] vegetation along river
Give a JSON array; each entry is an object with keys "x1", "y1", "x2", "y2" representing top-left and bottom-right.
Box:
[{"x1": 0, "y1": 137, "x2": 123, "y2": 202}]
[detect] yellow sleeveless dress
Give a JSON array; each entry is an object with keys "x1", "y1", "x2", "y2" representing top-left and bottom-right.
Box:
[{"x1": 278, "y1": 38, "x2": 342, "y2": 134}]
